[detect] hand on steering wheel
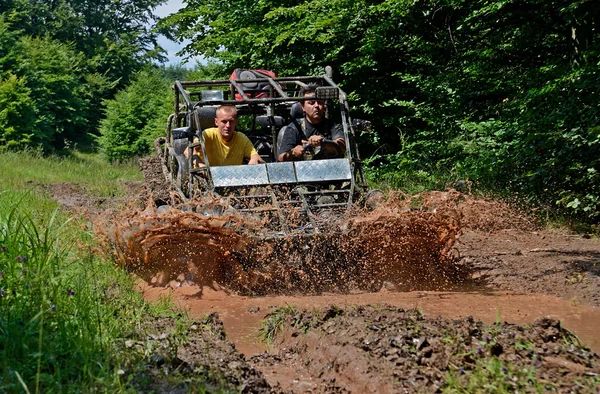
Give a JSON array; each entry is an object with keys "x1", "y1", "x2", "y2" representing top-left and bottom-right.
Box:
[
  {"x1": 291, "y1": 144, "x2": 306, "y2": 158},
  {"x1": 302, "y1": 138, "x2": 343, "y2": 159},
  {"x1": 307, "y1": 135, "x2": 324, "y2": 147}
]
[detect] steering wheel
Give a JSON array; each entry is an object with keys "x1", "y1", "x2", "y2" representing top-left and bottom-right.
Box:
[{"x1": 303, "y1": 139, "x2": 343, "y2": 160}]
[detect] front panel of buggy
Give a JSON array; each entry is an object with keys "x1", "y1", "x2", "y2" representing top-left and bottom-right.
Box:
[
  {"x1": 165, "y1": 75, "x2": 367, "y2": 235},
  {"x1": 209, "y1": 159, "x2": 358, "y2": 236}
]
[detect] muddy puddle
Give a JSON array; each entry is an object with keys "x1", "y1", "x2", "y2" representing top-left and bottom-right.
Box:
[
  {"x1": 95, "y1": 191, "x2": 600, "y2": 392},
  {"x1": 139, "y1": 285, "x2": 600, "y2": 354},
  {"x1": 97, "y1": 192, "x2": 600, "y2": 353}
]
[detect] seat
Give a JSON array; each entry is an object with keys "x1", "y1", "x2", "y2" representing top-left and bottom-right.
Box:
[
  {"x1": 255, "y1": 115, "x2": 284, "y2": 128},
  {"x1": 195, "y1": 106, "x2": 217, "y2": 131},
  {"x1": 275, "y1": 103, "x2": 304, "y2": 158}
]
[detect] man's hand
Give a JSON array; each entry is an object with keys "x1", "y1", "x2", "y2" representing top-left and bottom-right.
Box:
[
  {"x1": 307, "y1": 135, "x2": 324, "y2": 147},
  {"x1": 333, "y1": 137, "x2": 346, "y2": 152},
  {"x1": 278, "y1": 144, "x2": 307, "y2": 162},
  {"x1": 291, "y1": 144, "x2": 306, "y2": 158},
  {"x1": 248, "y1": 154, "x2": 265, "y2": 165}
]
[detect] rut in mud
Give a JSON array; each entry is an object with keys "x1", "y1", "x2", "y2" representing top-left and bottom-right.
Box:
[{"x1": 117, "y1": 303, "x2": 600, "y2": 393}]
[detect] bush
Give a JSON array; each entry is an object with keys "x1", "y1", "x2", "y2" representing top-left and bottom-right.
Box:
[
  {"x1": 98, "y1": 67, "x2": 172, "y2": 162},
  {"x1": 0, "y1": 74, "x2": 35, "y2": 149}
]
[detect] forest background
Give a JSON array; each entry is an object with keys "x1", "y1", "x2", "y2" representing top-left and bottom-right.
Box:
[{"x1": 1, "y1": 0, "x2": 598, "y2": 226}]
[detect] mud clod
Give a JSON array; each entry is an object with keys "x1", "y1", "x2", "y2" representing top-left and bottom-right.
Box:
[
  {"x1": 251, "y1": 305, "x2": 600, "y2": 393},
  {"x1": 124, "y1": 313, "x2": 273, "y2": 393}
]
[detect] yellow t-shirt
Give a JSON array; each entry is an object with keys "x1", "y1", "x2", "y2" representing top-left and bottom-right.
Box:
[{"x1": 196, "y1": 128, "x2": 258, "y2": 167}]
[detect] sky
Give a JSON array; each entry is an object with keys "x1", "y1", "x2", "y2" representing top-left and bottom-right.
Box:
[{"x1": 153, "y1": 0, "x2": 206, "y2": 66}]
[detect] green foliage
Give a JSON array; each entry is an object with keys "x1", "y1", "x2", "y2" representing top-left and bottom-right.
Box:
[
  {"x1": 98, "y1": 67, "x2": 173, "y2": 161},
  {"x1": 14, "y1": 36, "x2": 90, "y2": 150},
  {"x1": 0, "y1": 74, "x2": 35, "y2": 149},
  {"x1": 5, "y1": 0, "x2": 166, "y2": 68},
  {"x1": 0, "y1": 0, "x2": 170, "y2": 152},
  {"x1": 165, "y1": 0, "x2": 600, "y2": 223}
]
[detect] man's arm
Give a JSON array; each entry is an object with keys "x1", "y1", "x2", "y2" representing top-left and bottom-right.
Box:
[
  {"x1": 278, "y1": 145, "x2": 306, "y2": 162},
  {"x1": 330, "y1": 123, "x2": 347, "y2": 152},
  {"x1": 184, "y1": 135, "x2": 207, "y2": 167},
  {"x1": 240, "y1": 134, "x2": 264, "y2": 165},
  {"x1": 278, "y1": 124, "x2": 305, "y2": 162}
]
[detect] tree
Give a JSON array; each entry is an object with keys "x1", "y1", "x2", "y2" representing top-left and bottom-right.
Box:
[
  {"x1": 14, "y1": 36, "x2": 91, "y2": 150},
  {"x1": 98, "y1": 67, "x2": 172, "y2": 162},
  {"x1": 1, "y1": 0, "x2": 171, "y2": 149},
  {"x1": 165, "y1": 0, "x2": 600, "y2": 221},
  {"x1": 0, "y1": 73, "x2": 35, "y2": 149},
  {"x1": 5, "y1": 0, "x2": 166, "y2": 62}
]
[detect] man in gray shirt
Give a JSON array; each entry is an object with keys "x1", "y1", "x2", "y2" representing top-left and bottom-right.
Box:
[{"x1": 278, "y1": 84, "x2": 346, "y2": 162}]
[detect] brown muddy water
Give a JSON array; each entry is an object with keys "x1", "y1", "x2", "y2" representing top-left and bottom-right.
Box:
[
  {"x1": 98, "y1": 196, "x2": 600, "y2": 357},
  {"x1": 139, "y1": 285, "x2": 600, "y2": 355}
]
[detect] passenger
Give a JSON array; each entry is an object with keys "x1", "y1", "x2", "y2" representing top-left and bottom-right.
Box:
[
  {"x1": 277, "y1": 84, "x2": 346, "y2": 162},
  {"x1": 189, "y1": 105, "x2": 264, "y2": 167}
]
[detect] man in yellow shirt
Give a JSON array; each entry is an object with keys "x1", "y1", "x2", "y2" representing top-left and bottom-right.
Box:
[{"x1": 191, "y1": 105, "x2": 263, "y2": 167}]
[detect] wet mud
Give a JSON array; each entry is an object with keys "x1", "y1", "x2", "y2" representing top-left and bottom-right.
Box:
[
  {"x1": 122, "y1": 312, "x2": 272, "y2": 393},
  {"x1": 124, "y1": 289, "x2": 600, "y2": 393},
  {"x1": 50, "y1": 182, "x2": 600, "y2": 393},
  {"x1": 252, "y1": 305, "x2": 600, "y2": 393},
  {"x1": 98, "y1": 194, "x2": 468, "y2": 296}
]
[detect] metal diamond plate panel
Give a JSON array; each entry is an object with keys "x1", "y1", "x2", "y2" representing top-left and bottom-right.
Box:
[
  {"x1": 211, "y1": 165, "x2": 269, "y2": 187},
  {"x1": 295, "y1": 158, "x2": 351, "y2": 182},
  {"x1": 266, "y1": 162, "x2": 297, "y2": 184}
]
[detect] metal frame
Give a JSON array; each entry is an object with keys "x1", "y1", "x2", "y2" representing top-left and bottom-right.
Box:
[{"x1": 155, "y1": 69, "x2": 368, "y2": 235}]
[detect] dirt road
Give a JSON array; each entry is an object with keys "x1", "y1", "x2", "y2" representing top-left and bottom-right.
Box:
[
  {"x1": 136, "y1": 227, "x2": 600, "y2": 392},
  {"x1": 51, "y1": 181, "x2": 600, "y2": 392}
]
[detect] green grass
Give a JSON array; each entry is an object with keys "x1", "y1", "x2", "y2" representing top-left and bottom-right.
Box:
[
  {"x1": 0, "y1": 150, "x2": 193, "y2": 393},
  {"x1": 0, "y1": 149, "x2": 142, "y2": 198},
  {"x1": 443, "y1": 358, "x2": 541, "y2": 393},
  {"x1": 258, "y1": 305, "x2": 297, "y2": 344}
]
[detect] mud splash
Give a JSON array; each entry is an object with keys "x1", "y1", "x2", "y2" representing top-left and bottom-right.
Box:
[
  {"x1": 97, "y1": 194, "x2": 469, "y2": 295},
  {"x1": 99, "y1": 203, "x2": 252, "y2": 288}
]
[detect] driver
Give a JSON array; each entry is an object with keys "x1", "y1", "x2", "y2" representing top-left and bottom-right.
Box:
[
  {"x1": 277, "y1": 84, "x2": 346, "y2": 162},
  {"x1": 189, "y1": 105, "x2": 264, "y2": 167}
]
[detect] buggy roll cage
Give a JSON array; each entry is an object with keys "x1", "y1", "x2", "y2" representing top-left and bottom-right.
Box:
[{"x1": 162, "y1": 68, "x2": 368, "y2": 205}]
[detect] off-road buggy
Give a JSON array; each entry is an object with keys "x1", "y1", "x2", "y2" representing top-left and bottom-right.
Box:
[{"x1": 150, "y1": 67, "x2": 378, "y2": 238}]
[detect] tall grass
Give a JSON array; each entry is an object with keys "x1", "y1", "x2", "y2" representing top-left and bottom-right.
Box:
[
  {"x1": 0, "y1": 195, "x2": 153, "y2": 391},
  {"x1": 0, "y1": 151, "x2": 185, "y2": 392}
]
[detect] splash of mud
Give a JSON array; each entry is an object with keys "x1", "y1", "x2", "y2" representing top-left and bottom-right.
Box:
[
  {"x1": 97, "y1": 193, "x2": 470, "y2": 295},
  {"x1": 388, "y1": 189, "x2": 539, "y2": 232}
]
